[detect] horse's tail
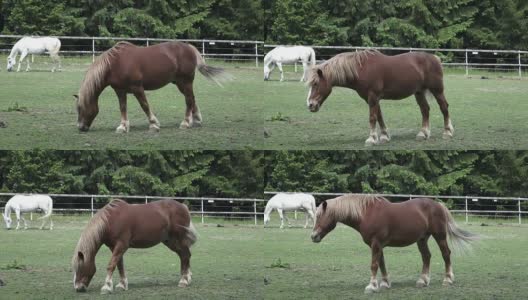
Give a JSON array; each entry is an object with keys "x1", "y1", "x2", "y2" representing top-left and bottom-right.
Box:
[
  {"x1": 442, "y1": 204, "x2": 479, "y2": 254},
  {"x1": 183, "y1": 221, "x2": 198, "y2": 247},
  {"x1": 38, "y1": 197, "x2": 53, "y2": 220},
  {"x1": 190, "y1": 44, "x2": 232, "y2": 87},
  {"x1": 309, "y1": 47, "x2": 316, "y2": 66}
]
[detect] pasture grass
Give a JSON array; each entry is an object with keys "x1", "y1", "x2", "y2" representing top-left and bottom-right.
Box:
[
  {"x1": 0, "y1": 56, "x2": 527, "y2": 149},
  {"x1": 0, "y1": 215, "x2": 526, "y2": 299}
]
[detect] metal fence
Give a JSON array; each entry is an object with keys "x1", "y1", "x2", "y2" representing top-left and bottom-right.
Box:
[
  {"x1": 264, "y1": 191, "x2": 528, "y2": 225},
  {"x1": 264, "y1": 44, "x2": 528, "y2": 78},
  {"x1": 0, "y1": 193, "x2": 265, "y2": 225},
  {"x1": 1, "y1": 34, "x2": 527, "y2": 76},
  {"x1": 0, "y1": 34, "x2": 264, "y2": 67}
]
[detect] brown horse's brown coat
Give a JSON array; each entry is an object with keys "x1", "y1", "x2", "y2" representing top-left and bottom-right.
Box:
[
  {"x1": 72, "y1": 199, "x2": 197, "y2": 293},
  {"x1": 307, "y1": 51, "x2": 453, "y2": 145},
  {"x1": 76, "y1": 41, "x2": 228, "y2": 132},
  {"x1": 311, "y1": 195, "x2": 477, "y2": 292}
]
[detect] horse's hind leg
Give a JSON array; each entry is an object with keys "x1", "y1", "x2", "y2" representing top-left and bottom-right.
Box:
[
  {"x1": 431, "y1": 90, "x2": 454, "y2": 139},
  {"x1": 133, "y1": 88, "x2": 160, "y2": 132},
  {"x1": 175, "y1": 81, "x2": 201, "y2": 128},
  {"x1": 365, "y1": 242, "x2": 382, "y2": 293},
  {"x1": 115, "y1": 257, "x2": 128, "y2": 291},
  {"x1": 433, "y1": 235, "x2": 454, "y2": 286},
  {"x1": 365, "y1": 94, "x2": 381, "y2": 146},
  {"x1": 376, "y1": 105, "x2": 390, "y2": 143},
  {"x1": 276, "y1": 62, "x2": 284, "y2": 82},
  {"x1": 164, "y1": 241, "x2": 192, "y2": 287},
  {"x1": 379, "y1": 251, "x2": 390, "y2": 289},
  {"x1": 115, "y1": 89, "x2": 130, "y2": 133},
  {"x1": 416, "y1": 237, "x2": 431, "y2": 287},
  {"x1": 415, "y1": 91, "x2": 431, "y2": 140}
]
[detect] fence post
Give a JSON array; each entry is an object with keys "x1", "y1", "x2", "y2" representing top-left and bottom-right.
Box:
[
  {"x1": 518, "y1": 51, "x2": 522, "y2": 78},
  {"x1": 255, "y1": 43, "x2": 259, "y2": 67},
  {"x1": 145, "y1": 196, "x2": 148, "y2": 204},
  {"x1": 201, "y1": 198, "x2": 204, "y2": 224},
  {"x1": 465, "y1": 50, "x2": 469, "y2": 77},
  {"x1": 146, "y1": 38, "x2": 149, "y2": 47},
  {"x1": 91, "y1": 195, "x2": 94, "y2": 217},
  {"x1": 465, "y1": 196, "x2": 468, "y2": 223},
  {"x1": 92, "y1": 38, "x2": 95, "y2": 62},
  {"x1": 202, "y1": 40, "x2": 205, "y2": 61},
  {"x1": 519, "y1": 198, "x2": 522, "y2": 225},
  {"x1": 254, "y1": 200, "x2": 257, "y2": 225}
]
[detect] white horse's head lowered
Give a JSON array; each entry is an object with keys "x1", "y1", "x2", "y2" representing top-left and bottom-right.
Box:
[
  {"x1": 6, "y1": 57, "x2": 16, "y2": 72},
  {"x1": 2, "y1": 213, "x2": 12, "y2": 229},
  {"x1": 263, "y1": 63, "x2": 274, "y2": 81}
]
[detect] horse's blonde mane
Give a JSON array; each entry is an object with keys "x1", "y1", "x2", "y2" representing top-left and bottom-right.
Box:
[
  {"x1": 78, "y1": 42, "x2": 133, "y2": 109},
  {"x1": 71, "y1": 199, "x2": 127, "y2": 271},
  {"x1": 307, "y1": 50, "x2": 379, "y2": 86},
  {"x1": 319, "y1": 194, "x2": 388, "y2": 221}
]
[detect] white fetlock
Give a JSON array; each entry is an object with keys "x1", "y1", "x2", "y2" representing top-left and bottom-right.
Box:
[
  {"x1": 416, "y1": 275, "x2": 430, "y2": 288},
  {"x1": 443, "y1": 130, "x2": 453, "y2": 140},
  {"x1": 380, "y1": 279, "x2": 391, "y2": 289},
  {"x1": 442, "y1": 277, "x2": 453, "y2": 286},
  {"x1": 178, "y1": 277, "x2": 189, "y2": 288},
  {"x1": 179, "y1": 120, "x2": 191, "y2": 129},
  {"x1": 115, "y1": 278, "x2": 128, "y2": 291},
  {"x1": 379, "y1": 132, "x2": 391, "y2": 144},
  {"x1": 116, "y1": 125, "x2": 128, "y2": 134},
  {"x1": 364, "y1": 281, "x2": 379, "y2": 294},
  {"x1": 101, "y1": 284, "x2": 113, "y2": 294},
  {"x1": 416, "y1": 128, "x2": 431, "y2": 140},
  {"x1": 149, "y1": 123, "x2": 160, "y2": 133},
  {"x1": 365, "y1": 135, "x2": 379, "y2": 147}
]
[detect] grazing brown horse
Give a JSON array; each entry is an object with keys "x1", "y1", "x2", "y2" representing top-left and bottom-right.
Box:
[
  {"x1": 75, "y1": 41, "x2": 229, "y2": 132},
  {"x1": 311, "y1": 195, "x2": 478, "y2": 293},
  {"x1": 72, "y1": 199, "x2": 197, "y2": 294},
  {"x1": 306, "y1": 50, "x2": 453, "y2": 146}
]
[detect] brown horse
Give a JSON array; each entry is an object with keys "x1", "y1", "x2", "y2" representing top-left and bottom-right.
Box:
[
  {"x1": 75, "y1": 41, "x2": 229, "y2": 132},
  {"x1": 306, "y1": 50, "x2": 453, "y2": 146},
  {"x1": 311, "y1": 195, "x2": 478, "y2": 293},
  {"x1": 72, "y1": 199, "x2": 197, "y2": 294}
]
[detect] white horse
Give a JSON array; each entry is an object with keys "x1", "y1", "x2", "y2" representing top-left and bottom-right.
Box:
[
  {"x1": 264, "y1": 193, "x2": 316, "y2": 229},
  {"x1": 2, "y1": 194, "x2": 54, "y2": 230},
  {"x1": 263, "y1": 46, "x2": 316, "y2": 82},
  {"x1": 6, "y1": 37, "x2": 61, "y2": 72}
]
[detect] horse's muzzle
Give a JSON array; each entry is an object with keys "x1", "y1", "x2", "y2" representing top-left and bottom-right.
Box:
[
  {"x1": 311, "y1": 232, "x2": 321, "y2": 243},
  {"x1": 75, "y1": 284, "x2": 87, "y2": 292},
  {"x1": 77, "y1": 124, "x2": 89, "y2": 132},
  {"x1": 308, "y1": 103, "x2": 320, "y2": 113}
]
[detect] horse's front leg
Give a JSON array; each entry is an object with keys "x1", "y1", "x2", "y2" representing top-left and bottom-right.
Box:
[
  {"x1": 365, "y1": 243, "x2": 382, "y2": 293},
  {"x1": 415, "y1": 92, "x2": 431, "y2": 140},
  {"x1": 114, "y1": 90, "x2": 130, "y2": 133},
  {"x1": 115, "y1": 257, "x2": 128, "y2": 291},
  {"x1": 431, "y1": 90, "x2": 454, "y2": 139},
  {"x1": 277, "y1": 209, "x2": 285, "y2": 229},
  {"x1": 416, "y1": 237, "x2": 431, "y2": 287},
  {"x1": 365, "y1": 95, "x2": 380, "y2": 146},
  {"x1": 101, "y1": 245, "x2": 127, "y2": 294},
  {"x1": 379, "y1": 251, "x2": 391, "y2": 289},
  {"x1": 176, "y1": 246, "x2": 192, "y2": 287},
  {"x1": 133, "y1": 88, "x2": 160, "y2": 132},
  {"x1": 276, "y1": 62, "x2": 284, "y2": 82},
  {"x1": 376, "y1": 105, "x2": 390, "y2": 144}
]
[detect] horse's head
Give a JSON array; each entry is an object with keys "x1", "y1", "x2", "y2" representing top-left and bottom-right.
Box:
[
  {"x1": 73, "y1": 251, "x2": 96, "y2": 292},
  {"x1": 6, "y1": 57, "x2": 15, "y2": 72},
  {"x1": 311, "y1": 200, "x2": 336, "y2": 243},
  {"x1": 74, "y1": 94, "x2": 98, "y2": 132},
  {"x1": 263, "y1": 63, "x2": 274, "y2": 81},
  {"x1": 263, "y1": 213, "x2": 270, "y2": 225},
  {"x1": 306, "y1": 68, "x2": 332, "y2": 112},
  {"x1": 2, "y1": 214, "x2": 12, "y2": 229}
]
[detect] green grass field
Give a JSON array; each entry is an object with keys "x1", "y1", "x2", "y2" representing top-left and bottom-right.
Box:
[
  {"x1": 0, "y1": 215, "x2": 526, "y2": 299},
  {"x1": 1, "y1": 56, "x2": 528, "y2": 149}
]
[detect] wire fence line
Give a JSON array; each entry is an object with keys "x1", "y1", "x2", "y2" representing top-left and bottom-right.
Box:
[
  {"x1": 264, "y1": 191, "x2": 528, "y2": 225},
  {"x1": 0, "y1": 193, "x2": 265, "y2": 225},
  {"x1": 1, "y1": 34, "x2": 527, "y2": 76}
]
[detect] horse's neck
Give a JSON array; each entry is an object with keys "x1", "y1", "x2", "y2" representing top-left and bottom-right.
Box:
[
  {"x1": 8, "y1": 46, "x2": 20, "y2": 59},
  {"x1": 3, "y1": 203, "x2": 13, "y2": 216}
]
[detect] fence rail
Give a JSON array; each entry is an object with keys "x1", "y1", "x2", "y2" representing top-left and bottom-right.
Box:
[
  {"x1": 0, "y1": 193, "x2": 265, "y2": 225},
  {"x1": 264, "y1": 191, "x2": 527, "y2": 225}
]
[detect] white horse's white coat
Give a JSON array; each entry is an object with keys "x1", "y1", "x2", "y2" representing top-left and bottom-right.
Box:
[
  {"x1": 2, "y1": 194, "x2": 54, "y2": 230},
  {"x1": 264, "y1": 193, "x2": 316, "y2": 229},
  {"x1": 7, "y1": 37, "x2": 61, "y2": 72},
  {"x1": 264, "y1": 46, "x2": 316, "y2": 82}
]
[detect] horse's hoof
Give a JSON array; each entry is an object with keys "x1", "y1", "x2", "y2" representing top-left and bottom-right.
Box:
[
  {"x1": 115, "y1": 282, "x2": 128, "y2": 291},
  {"x1": 442, "y1": 278, "x2": 453, "y2": 286},
  {"x1": 115, "y1": 126, "x2": 128, "y2": 134},
  {"x1": 192, "y1": 121, "x2": 202, "y2": 128},
  {"x1": 416, "y1": 278, "x2": 429, "y2": 288},
  {"x1": 416, "y1": 130, "x2": 430, "y2": 140},
  {"x1": 100, "y1": 286, "x2": 113, "y2": 294},
  {"x1": 149, "y1": 124, "x2": 160, "y2": 133},
  {"x1": 379, "y1": 134, "x2": 390, "y2": 144},
  {"x1": 364, "y1": 137, "x2": 378, "y2": 147},
  {"x1": 179, "y1": 121, "x2": 191, "y2": 129},
  {"x1": 178, "y1": 279, "x2": 189, "y2": 288},
  {"x1": 364, "y1": 284, "x2": 379, "y2": 294},
  {"x1": 442, "y1": 131, "x2": 453, "y2": 140},
  {"x1": 380, "y1": 280, "x2": 391, "y2": 289}
]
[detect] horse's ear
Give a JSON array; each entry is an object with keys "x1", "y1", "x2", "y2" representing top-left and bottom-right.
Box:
[
  {"x1": 317, "y1": 69, "x2": 324, "y2": 78},
  {"x1": 77, "y1": 251, "x2": 84, "y2": 262},
  {"x1": 322, "y1": 200, "x2": 327, "y2": 211}
]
